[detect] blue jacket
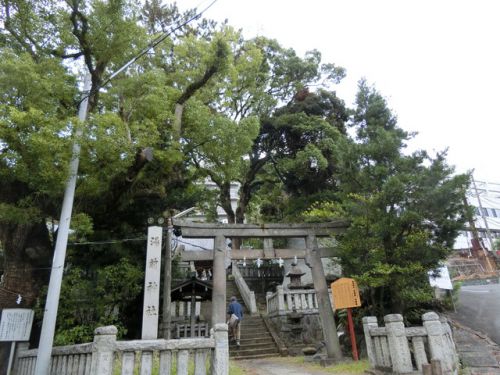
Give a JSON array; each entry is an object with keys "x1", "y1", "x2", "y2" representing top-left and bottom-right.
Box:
[{"x1": 227, "y1": 301, "x2": 243, "y2": 320}]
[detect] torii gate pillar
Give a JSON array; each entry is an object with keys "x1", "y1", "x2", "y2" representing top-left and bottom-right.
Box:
[
  {"x1": 306, "y1": 235, "x2": 343, "y2": 361},
  {"x1": 212, "y1": 236, "x2": 227, "y2": 328}
]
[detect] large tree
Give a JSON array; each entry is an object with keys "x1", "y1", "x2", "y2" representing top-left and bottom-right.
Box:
[
  {"x1": 0, "y1": 0, "x2": 150, "y2": 309},
  {"x1": 186, "y1": 33, "x2": 348, "y2": 226},
  {"x1": 306, "y1": 80, "x2": 469, "y2": 319},
  {"x1": 0, "y1": 0, "x2": 229, "y2": 343}
]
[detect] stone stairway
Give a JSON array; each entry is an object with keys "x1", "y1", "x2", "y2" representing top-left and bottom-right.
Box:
[{"x1": 226, "y1": 280, "x2": 281, "y2": 360}]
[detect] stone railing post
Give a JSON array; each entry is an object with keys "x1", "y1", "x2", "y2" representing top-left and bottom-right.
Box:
[
  {"x1": 277, "y1": 285, "x2": 285, "y2": 315},
  {"x1": 211, "y1": 323, "x2": 228, "y2": 375},
  {"x1": 423, "y1": 312, "x2": 454, "y2": 374},
  {"x1": 90, "y1": 325, "x2": 117, "y2": 375},
  {"x1": 266, "y1": 292, "x2": 272, "y2": 314},
  {"x1": 362, "y1": 316, "x2": 379, "y2": 367},
  {"x1": 440, "y1": 317, "x2": 459, "y2": 369},
  {"x1": 384, "y1": 314, "x2": 412, "y2": 373}
]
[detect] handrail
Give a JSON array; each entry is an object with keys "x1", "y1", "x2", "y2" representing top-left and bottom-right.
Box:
[
  {"x1": 17, "y1": 342, "x2": 94, "y2": 358},
  {"x1": 231, "y1": 261, "x2": 258, "y2": 315},
  {"x1": 115, "y1": 337, "x2": 215, "y2": 351}
]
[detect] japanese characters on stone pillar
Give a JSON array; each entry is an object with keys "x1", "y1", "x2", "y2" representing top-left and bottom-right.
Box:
[{"x1": 142, "y1": 226, "x2": 162, "y2": 339}]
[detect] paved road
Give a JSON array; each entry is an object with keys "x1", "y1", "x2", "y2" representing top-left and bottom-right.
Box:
[{"x1": 452, "y1": 283, "x2": 500, "y2": 344}]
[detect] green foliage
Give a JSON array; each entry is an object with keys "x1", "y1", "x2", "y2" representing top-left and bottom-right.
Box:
[
  {"x1": 38, "y1": 259, "x2": 143, "y2": 345},
  {"x1": 333, "y1": 80, "x2": 470, "y2": 317},
  {"x1": 0, "y1": 203, "x2": 42, "y2": 224},
  {"x1": 69, "y1": 213, "x2": 94, "y2": 241},
  {"x1": 494, "y1": 238, "x2": 500, "y2": 251},
  {"x1": 0, "y1": 0, "x2": 470, "y2": 341},
  {"x1": 302, "y1": 201, "x2": 346, "y2": 222}
]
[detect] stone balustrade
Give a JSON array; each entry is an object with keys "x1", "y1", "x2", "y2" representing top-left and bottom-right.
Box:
[
  {"x1": 170, "y1": 300, "x2": 202, "y2": 320},
  {"x1": 266, "y1": 286, "x2": 333, "y2": 316},
  {"x1": 14, "y1": 324, "x2": 229, "y2": 375},
  {"x1": 231, "y1": 262, "x2": 258, "y2": 315},
  {"x1": 363, "y1": 312, "x2": 459, "y2": 374}
]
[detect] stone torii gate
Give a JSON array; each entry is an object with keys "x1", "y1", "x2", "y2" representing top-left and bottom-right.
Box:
[{"x1": 173, "y1": 220, "x2": 349, "y2": 361}]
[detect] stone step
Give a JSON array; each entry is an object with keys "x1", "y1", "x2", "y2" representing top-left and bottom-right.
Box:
[
  {"x1": 230, "y1": 352, "x2": 280, "y2": 361},
  {"x1": 240, "y1": 327, "x2": 267, "y2": 333},
  {"x1": 229, "y1": 341, "x2": 277, "y2": 351},
  {"x1": 237, "y1": 325, "x2": 270, "y2": 332},
  {"x1": 240, "y1": 324, "x2": 267, "y2": 332},
  {"x1": 229, "y1": 346, "x2": 280, "y2": 358},
  {"x1": 240, "y1": 321, "x2": 266, "y2": 327},
  {"x1": 240, "y1": 318, "x2": 265, "y2": 323},
  {"x1": 237, "y1": 333, "x2": 272, "y2": 341},
  {"x1": 226, "y1": 310, "x2": 281, "y2": 359},
  {"x1": 240, "y1": 327, "x2": 269, "y2": 335},
  {"x1": 236, "y1": 336, "x2": 276, "y2": 345}
]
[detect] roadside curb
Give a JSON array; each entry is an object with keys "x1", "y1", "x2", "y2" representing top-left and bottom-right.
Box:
[{"x1": 447, "y1": 317, "x2": 498, "y2": 346}]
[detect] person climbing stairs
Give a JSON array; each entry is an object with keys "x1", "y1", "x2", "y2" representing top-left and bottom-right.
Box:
[{"x1": 226, "y1": 279, "x2": 281, "y2": 360}]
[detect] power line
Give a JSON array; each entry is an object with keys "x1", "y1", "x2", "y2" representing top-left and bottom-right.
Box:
[
  {"x1": 0, "y1": 265, "x2": 63, "y2": 273},
  {"x1": 68, "y1": 237, "x2": 146, "y2": 246}
]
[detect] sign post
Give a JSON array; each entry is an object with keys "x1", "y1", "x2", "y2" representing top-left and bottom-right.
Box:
[
  {"x1": 331, "y1": 278, "x2": 361, "y2": 361},
  {"x1": 0, "y1": 309, "x2": 35, "y2": 375}
]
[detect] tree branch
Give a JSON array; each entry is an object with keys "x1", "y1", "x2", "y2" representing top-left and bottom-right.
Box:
[
  {"x1": 50, "y1": 50, "x2": 84, "y2": 59},
  {"x1": 69, "y1": 0, "x2": 94, "y2": 74},
  {"x1": 2, "y1": 2, "x2": 38, "y2": 60}
]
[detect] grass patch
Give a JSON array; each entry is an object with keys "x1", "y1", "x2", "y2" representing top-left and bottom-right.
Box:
[
  {"x1": 322, "y1": 360, "x2": 370, "y2": 373},
  {"x1": 272, "y1": 356, "x2": 369, "y2": 374},
  {"x1": 229, "y1": 360, "x2": 250, "y2": 374}
]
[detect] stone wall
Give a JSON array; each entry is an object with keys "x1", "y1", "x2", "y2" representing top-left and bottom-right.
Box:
[{"x1": 268, "y1": 312, "x2": 324, "y2": 355}]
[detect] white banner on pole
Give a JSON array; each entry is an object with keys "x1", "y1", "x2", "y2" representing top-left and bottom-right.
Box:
[
  {"x1": 142, "y1": 226, "x2": 162, "y2": 339},
  {"x1": 428, "y1": 266, "x2": 453, "y2": 290}
]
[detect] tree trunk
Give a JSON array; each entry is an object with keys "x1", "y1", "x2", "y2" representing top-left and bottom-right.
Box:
[
  {"x1": 389, "y1": 284, "x2": 403, "y2": 314},
  {"x1": 0, "y1": 221, "x2": 52, "y2": 309}
]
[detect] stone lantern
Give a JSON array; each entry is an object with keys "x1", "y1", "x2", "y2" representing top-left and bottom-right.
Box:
[{"x1": 286, "y1": 263, "x2": 305, "y2": 289}]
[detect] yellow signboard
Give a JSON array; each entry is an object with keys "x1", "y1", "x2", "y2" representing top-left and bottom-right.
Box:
[{"x1": 331, "y1": 278, "x2": 361, "y2": 309}]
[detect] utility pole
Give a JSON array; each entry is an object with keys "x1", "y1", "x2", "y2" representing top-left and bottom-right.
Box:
[{"x1": 35, "y1": 72, "x2": 91, "y2": 375}]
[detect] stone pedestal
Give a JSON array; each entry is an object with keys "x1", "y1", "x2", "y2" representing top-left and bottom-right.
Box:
[{"x1": 90, "y1": 325, "x2": 117, "y2": 375}]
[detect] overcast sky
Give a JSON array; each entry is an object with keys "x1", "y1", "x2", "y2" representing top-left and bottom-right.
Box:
[{"x1": 179, "y1": 0, "x2": 500, "y2": 183}]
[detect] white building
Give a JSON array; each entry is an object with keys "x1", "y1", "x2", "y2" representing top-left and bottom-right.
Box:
[
  {"x1": 454, "y1": 179, "x2": 500, "y2": 253},
  {"x1": 175, "y1": 180, "x2": 239, "y2": 260}
]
